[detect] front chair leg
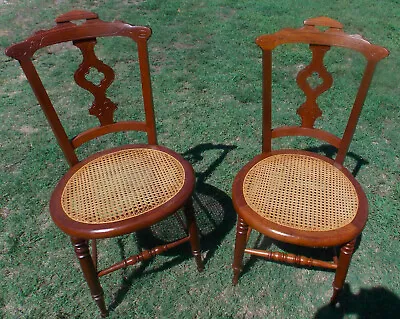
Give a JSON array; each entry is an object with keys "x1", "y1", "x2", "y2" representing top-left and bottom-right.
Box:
[
  {"x1": 232, "y1": 216, "x2": 249, "y2": 285},
  {"x1": 183, "y1": 197, "x2": 204, "y2": 272},
  {"x1": 330, "y1": 239, "x2": 356, "y2": 304},
  {"x1": 71, "y1": 237, "x2": 108, "y2": 317}
]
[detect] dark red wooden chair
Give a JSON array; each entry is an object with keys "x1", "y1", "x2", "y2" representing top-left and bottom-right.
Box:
[
  {"x1": 231, "y1": 17, "x2": 388, "y2": 303},
  {"x1": 6, "y1": 10, "x2": 203, "y2": 317}
]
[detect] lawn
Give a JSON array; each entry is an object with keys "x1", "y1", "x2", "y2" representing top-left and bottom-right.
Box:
[{"x1": 1, "y1": 0, "x2": 399, "y2": 318}]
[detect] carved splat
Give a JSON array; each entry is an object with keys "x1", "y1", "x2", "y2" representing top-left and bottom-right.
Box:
[
  {"x1": 296, "y1": 44, "x2": 333, "y2": 128},
  {"x1": 73, "y1": 39, "x2": 117, "y2": 126}
]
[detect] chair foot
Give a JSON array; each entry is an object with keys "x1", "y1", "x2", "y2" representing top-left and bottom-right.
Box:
[
  {"x1": 71, "y1": 237, "x2": 108, "y2": 317},
  {"x1": 330, "y1": 287, "x2": 340, "y2": 306},
  {"x1": 183, "y1": 198, "x2": 204, "y2": 272},
  {"x1": 232, "y1": 268, "x2": 241, "y2": 286},
  {"x1": 330, "y1": 239, "x2": 356, "y2": 304},
  {"x1": 232, "y1": 216, "x2": 248, "y2": 285},
  {"x1": 96, "y1": 294, "x2": 109, "y2": 318}
]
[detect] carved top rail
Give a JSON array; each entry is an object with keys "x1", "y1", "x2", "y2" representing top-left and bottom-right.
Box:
[
  {"x1": 256, "y1": 16, "x2": 388, "y2": 61},
  {"x1": 5, "y1": 10, "x2": 151, "y2": 60}
]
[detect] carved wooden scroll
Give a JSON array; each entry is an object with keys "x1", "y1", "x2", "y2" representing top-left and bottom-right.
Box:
[{"x1": 296, "y1": 44, "x2": 333, "y2": 128}]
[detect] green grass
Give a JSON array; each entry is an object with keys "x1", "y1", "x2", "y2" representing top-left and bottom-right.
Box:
[{"x1": 1, "y1": 0, "x2": 399, "y2": 318}]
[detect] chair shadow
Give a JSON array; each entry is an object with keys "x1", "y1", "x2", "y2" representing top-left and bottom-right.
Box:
[
  {"x1": 314, "y1": 283, "x2": 400, "y2": 319},
  {"x1": 242, "y1": 144, "x2": 368, "y2": 276},
  {"x1": 108, "y1": 143, "x2": 237, "y2": 310},
  {"x1": 183, "y1": 143, "x2": 238, "y2": 264},
  {"x1": 304, "y1": 144, "x2": 369, "y2": 177}
]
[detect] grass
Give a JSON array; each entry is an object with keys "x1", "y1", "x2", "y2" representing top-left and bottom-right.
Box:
[{"x1": 1, "y1": 0, "x2": 399, "y2": 318}]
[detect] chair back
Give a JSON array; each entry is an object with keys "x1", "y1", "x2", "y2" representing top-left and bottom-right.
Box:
[
  {"x1": 256, "y1": 17, "x2": 388, "y2": 164},
  {"x1": 6, "y1": 10, "x2": 157, "y2": 167}
]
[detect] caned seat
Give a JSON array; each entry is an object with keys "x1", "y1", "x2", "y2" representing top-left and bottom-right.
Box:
[
  {"x1": 242, "y1": 152, "x2": 359, "y2": 232},
  {"x1": 6, "y1": 10, "x2": 203, "y2": 317},
  {"x1": 233, "y1": 150, "x2": 367, "y2": 248},
  {"x1": 55, "y1": 146, "x2": 187, "y2": 226},
  {"x1": 231, "y1": 16, "x2": 388, "y2": 304},
  {"x1": 50, "y1": 145, "x2": 195, "y2": 240}
]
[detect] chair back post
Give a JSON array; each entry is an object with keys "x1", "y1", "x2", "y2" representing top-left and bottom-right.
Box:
[
  {"x1": 261, "y1": 50, "x2": 273, "y2": 153},
  {"x1": 335, "y1": 60, "x2": 378, "y2": 164},
  {"x1": 137, "y1": 36, "x2": 157, "y2": 145}
]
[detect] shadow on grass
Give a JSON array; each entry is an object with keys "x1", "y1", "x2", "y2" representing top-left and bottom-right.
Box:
[
  {"x1": 314, "y1": 284, "x2": 400, "y2": 318},
  {"x1": 304, "y1": 144, "x2": 369, "y2": 177},
  {"x1": 183, "y1": 143, "x2": 237, "y2": 264},
  {"x1": 109, "y1": 143, "x2": 237, "y2": 311}
]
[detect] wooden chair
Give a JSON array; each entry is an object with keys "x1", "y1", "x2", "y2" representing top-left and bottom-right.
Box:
[
  {"x1": 231, "y1": 17, "x2": 388, "y2": 303},
  {"x1": 6, "y1": 10, "x2": 203, "y2": 317}
]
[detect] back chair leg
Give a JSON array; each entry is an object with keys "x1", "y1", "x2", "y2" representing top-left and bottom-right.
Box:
[
  {"x1": 330, "y1": 239, "x2": 356, "y2": 304},
  {"x1": 232, "y1": 216, "x2": 249, "y2": 285},
  {"x1": 71, "y1": 237, "x2": 108, "y2": 318},
  {"x1": 183, "y1": 197, "x2": 204, "y2": 272}
]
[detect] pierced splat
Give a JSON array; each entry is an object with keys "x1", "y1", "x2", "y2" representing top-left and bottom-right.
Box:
[
  {"x1": 296, "y1": 44, "x2": 333, "y2": 128},
  {"x1": 73, "y1": 39, "x2": 117, "y2": 126},
  {"x1": 306, "y1": 72, "x2": 324, "y2": 89},
  {"x1": 85, "y1": 67, "x2": 104, "y2": 86}
]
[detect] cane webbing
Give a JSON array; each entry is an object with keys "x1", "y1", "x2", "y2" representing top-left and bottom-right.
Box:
[
  {"x1": 243, "y1": 154, "x2": 359, "y2": 231},
  {"x1": 61, "y1": 148, "x2": 185, "y2": 224}
]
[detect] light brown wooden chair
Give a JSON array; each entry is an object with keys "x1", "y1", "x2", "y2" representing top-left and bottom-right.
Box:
[
  {"x1": 231, "y1": 17, "x2": 388, "y2": 303},
  {"x1": 5, "y1": 10, "x2": 203, "y2": 317}
]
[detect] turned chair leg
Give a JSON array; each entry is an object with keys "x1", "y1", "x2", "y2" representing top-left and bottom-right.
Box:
[
  {"x1": 232, "y1": 216, "x2": 249, "y2": 285},
  {"x1": 91, "y1": 239, "x2": 98, "y2": 272},
  {"x1": 183, "y1": 197, "x2": 204, "y2": 272},
  {"x1": 71, "y1": 237, "x2": 108, "y2": 318},
  {"x1": 330, "y1": 239, "x2": 356, "y2": 304}
]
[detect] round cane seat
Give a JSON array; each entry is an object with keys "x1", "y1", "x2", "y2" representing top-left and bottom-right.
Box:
[
  {"x1": 242, "y1": 153, "x2": 359, "y2": 232},
  {"x1": 60, "y1": 147, "x2": 185, "y2": 224}
]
